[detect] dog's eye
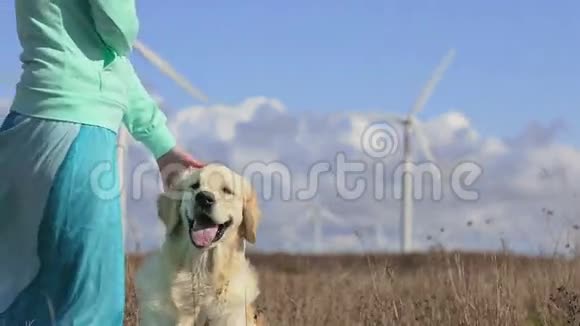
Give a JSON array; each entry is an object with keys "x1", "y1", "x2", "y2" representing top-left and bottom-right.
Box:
[
  {"x1": 191, "y1": 181, "x2": 200, "y2": 190},
  {"x1": 222, "y1": 187, "x2": 234, "y2": 195}
]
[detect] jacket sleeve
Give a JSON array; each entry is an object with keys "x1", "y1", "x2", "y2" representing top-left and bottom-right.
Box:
[
  {"x1": 88, "y1": 0, "x2": 139, "y2": 56},
  {"x1": 119, "y1": 57, "x2": 177, "y2": 159},
  {"x1": 88, "y1": 0, "x2": 175, "y2": 158}
]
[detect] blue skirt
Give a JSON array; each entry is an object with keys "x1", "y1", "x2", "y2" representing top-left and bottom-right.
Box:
[{"x1": 0, "y1": 111, "x2": 124, "y2": 325}]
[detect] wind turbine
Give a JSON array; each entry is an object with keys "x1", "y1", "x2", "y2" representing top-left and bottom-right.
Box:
[
  {"x1": 311, "y1": 204, "x2": 324, "y2": 253},
  {"x1": 279, "y1": 203, "x2": 346, "y2": 253},
  {"x1": 362, "y1": 220, "x2": 387, "y2": 250},
  {"x1": 117, "y1": 39, "x2": 208, "y2": 249},
  {"x1": 386, "y1": 49, "x2": 456, "y2": 253},
  {"x1": 305, "y1": 203, "x2": 346, "y2": 253},
  {"x1": 347, "y1": 216, "x2": 391, "y2": 251}
]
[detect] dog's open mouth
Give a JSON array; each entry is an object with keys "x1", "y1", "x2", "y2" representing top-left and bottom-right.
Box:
[{"x1": 188, "y1": 212, "x2": 233, "y2": 248}]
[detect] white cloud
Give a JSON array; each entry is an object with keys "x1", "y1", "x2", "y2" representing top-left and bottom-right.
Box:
[
  {"x1": 424, "y1": 111, "x2": 479, "y2": 147},
  {"x1": 480, "y1": 137, "x2": 509, "y2": 158},
  {"x1": 66, "y1": 96, "x2": 579, "y2": 256},
  {"x1": 170, "y1": 97, "x2": 285, "y2": 143},
  {"x1": 2, "y1": 95, "x2": 576, "y2": 255}
]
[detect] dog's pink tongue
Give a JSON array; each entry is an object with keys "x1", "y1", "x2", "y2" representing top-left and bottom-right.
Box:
[{"x1": 191, "y1": 226, "x2": 219, "y2": 247}]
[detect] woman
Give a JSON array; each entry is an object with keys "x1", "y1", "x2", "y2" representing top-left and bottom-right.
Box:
[{"x1": 0, "y1": 1, "x2": 203, "y2": 324}]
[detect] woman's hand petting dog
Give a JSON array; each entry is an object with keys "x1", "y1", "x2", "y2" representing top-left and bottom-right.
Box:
[{"x1": 156, "y1": 146, "x2": 205, "y2": 190}]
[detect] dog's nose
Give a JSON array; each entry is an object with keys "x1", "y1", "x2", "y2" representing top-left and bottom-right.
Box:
[{"x1": 195, "y1": 191, "x2": 215, "y2": 207}]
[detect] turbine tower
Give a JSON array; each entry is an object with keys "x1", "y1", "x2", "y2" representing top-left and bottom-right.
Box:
[
  {"x1": 349, "y1": 217, "x2": 390, "y2": 251},
  {"x1": 310, "y1": 204, "x2": 324, "y2": 253},
  {"x1": 280, "y1": 203, "x2": 346, "y2": 253},
  {"x1": 386, "y1": 49, "x2": 456, "y2": 253},
  {"x1": 306, "y1": 203, "x2": 346, "y2": 253},
  {"x1": 374, "y1": 224, "x2": 386, "y2": 249}
]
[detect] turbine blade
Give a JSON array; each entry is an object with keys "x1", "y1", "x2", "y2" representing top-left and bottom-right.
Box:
[
  {"x1": 409, "y1": 48, "x2": 456, "y2": 117},
  {"x1": 382, "y1": 113, "x2": 406, "y2": 124},
  {"x1": 413, "y1": 122, "x2": 435, "y2": 162},
  {"x1": 300, "y1": 203, "x2": 317, "y2": 225},
  {"x1": 133, "y1": 40, "x2": 209, "y2": 103},
  {"x1": 321, "y1": 214, "x2": 346, "y2": 226},
  {"x1": 412, "y1": 121, "x2": 442, "y2": 183}
]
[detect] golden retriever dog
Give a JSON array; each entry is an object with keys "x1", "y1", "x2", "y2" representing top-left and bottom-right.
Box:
[{"x1": 135, "y1": 163, "x2": 267, "y2": 326}]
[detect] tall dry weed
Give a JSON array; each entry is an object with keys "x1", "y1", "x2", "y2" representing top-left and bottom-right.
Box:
[{"x1": 123, "y1": 251, "x2": 580, "y2": 326}]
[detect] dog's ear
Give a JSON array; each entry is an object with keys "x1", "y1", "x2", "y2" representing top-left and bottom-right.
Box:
[
  {"x1": 157, "y1": 191, "x2": 181, "y2": 234},
  {"x1": 241, "y1": 187, "x2": 261, "y2": 244},
  {"x1": 157, "y1": 167, "x2": 201, "y2": 234}
]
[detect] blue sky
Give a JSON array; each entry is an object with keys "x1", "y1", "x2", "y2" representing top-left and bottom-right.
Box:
[{"x1": 0, "y1": 1, "x2": 578, "y2": 146}]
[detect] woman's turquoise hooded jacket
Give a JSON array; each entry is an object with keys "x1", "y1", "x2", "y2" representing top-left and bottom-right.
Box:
[{"x1": 11, "y1": 0, "x2": 175, "y2": 158}]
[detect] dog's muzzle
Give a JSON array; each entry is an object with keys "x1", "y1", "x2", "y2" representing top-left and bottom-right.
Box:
[
  {"x1": 180, "y1": 191, "x2": 232, "y2": 248},
  {"x1": 188, "y1": 212, "x2": 232, "y2": 249}
]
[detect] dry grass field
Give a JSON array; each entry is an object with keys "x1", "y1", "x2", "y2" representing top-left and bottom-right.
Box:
[{"x1": 124, "y1": 251, "x2": 580, "y2": 326}]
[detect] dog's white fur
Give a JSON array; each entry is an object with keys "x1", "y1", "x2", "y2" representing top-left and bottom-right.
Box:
[{"x1": 135, "y1": 163, "x2": 267, "y2": 326}]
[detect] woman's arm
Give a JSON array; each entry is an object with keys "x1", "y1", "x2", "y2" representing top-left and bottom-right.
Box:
[
  {"x1": 121, "y1": 58, "x2": 205, "y2": 187},
  {"x1": 88, "y1": 0, "x2": 175, "y2": 158},
  {"x1": 88, "y1": 0, "x2": 139, "y2": 56},
  {"x1": 119, "y1": 56, "x2": 177, "y2": 159}
]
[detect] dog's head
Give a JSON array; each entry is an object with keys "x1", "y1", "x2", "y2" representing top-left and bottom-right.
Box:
[{"x1": 157, "y1": 163, "x2": 261, "y2": 250}]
